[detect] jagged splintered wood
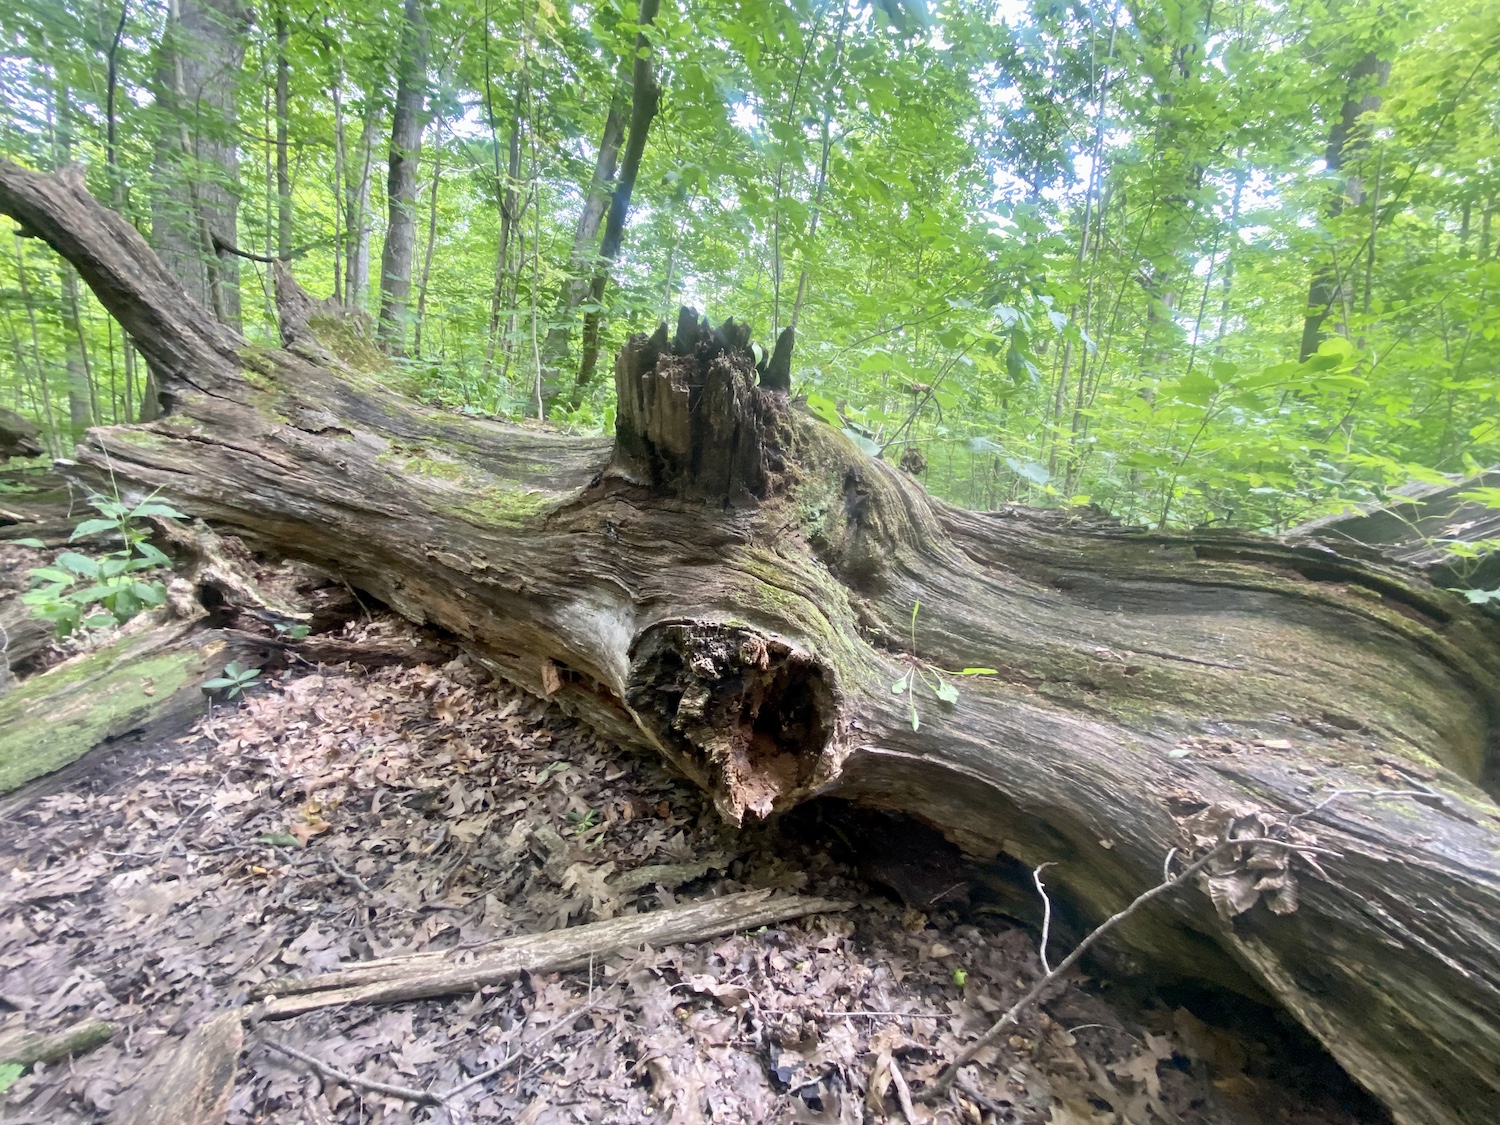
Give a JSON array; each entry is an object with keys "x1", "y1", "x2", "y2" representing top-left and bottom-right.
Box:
[{"x1": 3, "y1": 160, "x2": 1500, "y2": 1125}]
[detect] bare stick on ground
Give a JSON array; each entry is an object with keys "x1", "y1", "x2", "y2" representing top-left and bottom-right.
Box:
[{"x1": 255, "y1": 889, "x2": 849, "y2": 1018}]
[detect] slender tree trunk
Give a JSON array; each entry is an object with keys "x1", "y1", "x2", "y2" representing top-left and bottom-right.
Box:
[
  {"x1": 274, "y1": 6, "x2": 292, "y2": 262},
  {"x1": 537, "y1": 91, "x2": 627, "y2": 385},
  {"x1": 413, "y1": 118, "x2": 443, "y2": 359},
  {"x1": 483, "y1": 89, "x2": 524, "y2": 381},
  {"x1": 573, "y1": 0, "x2": 663, "y2": 398},
  {"x1": 10, "y1": 236, "x2": 58, "y2": 454},
  {"x1": 343, "y1": 102, "x2": 378, "y2": 311},
  {"x1": 790, "y1": 5, "x2": 850, "y2": 335},
  {"x1": 1299, "y1": 51, "x2": 1389, "y2": 361},
  {"x1": 376, "y1": 0, "x2": 430, "y2": 356}
]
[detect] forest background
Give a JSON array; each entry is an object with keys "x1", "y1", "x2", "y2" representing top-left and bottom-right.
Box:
[{"x1": 1, "y1": 0, "x2": 1497, "y2": 535}]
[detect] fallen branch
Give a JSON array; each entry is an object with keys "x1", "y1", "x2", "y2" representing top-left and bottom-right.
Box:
[
  {"x1": 263, "y1": 1039, "x2": 444, "y2": 1105},
  {"x1": 913, "y1": 832, "x2": 1336, "y2": 1104},
  {"x1": 0, "y1": 1018, "x2": 113, "y2": 1066},
  {"x1": 264, "y1": 992, "x2": 613, "y2": 1117},
  {"x1": 254, "y1": 889, "x2": 848, "y2": 1018}
]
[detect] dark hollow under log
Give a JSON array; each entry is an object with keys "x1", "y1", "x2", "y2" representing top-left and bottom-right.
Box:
[{"x1": 3, "y1": 161, "x2": 1500, "y2": 1125}]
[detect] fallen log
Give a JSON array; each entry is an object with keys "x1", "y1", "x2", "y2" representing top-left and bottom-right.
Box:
[
  {"x1": 3, "y1": 161, "x2": 1500, "y2": 1125},
  {"x1": 0, "y1": 1018, "x2": 113, "y2": 1067},
  {"x1": 0, "y1": 618, "x2": 229, "y2": 794},
  {"x1": 118, "y1": 1012, "x2": 242, "y2": 1125},
  {"x1": 255, "y1": 888, "x2": 849, "y2": 1018}
]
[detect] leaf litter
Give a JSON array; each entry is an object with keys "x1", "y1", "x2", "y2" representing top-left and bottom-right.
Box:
[{"x1": 0, "y1": 616, "x2": 1379, "y2": 1124}]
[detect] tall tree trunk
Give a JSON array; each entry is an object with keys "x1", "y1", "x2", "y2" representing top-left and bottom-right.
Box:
[
  {"x1": 12, "y1": 159, "x2": 1500, "y2": 1125},
  {"x1": 413, "y1": 118, "x2": 443, "y2": 359},
  {"x1": 147, "y1": 0, "x2": 247, "y2": 419},
  {"x1": 54, "y1": 83, "x2": 97, "y2": 437},
  {"x1": 572, "y1": 0, "x2": 663, "y2": 399},
  {"x1": 148, "y1": 0, "x2": 247, "y2": 327},
  {"x1": 274, "y1": 6, "x2": 292, "y2": 262},
  {"x1": 482, "y1": 89, "x2": 524, "y2": 381},
  {"x1": 343, "y1": 101, "x2": 379, "y2": 311},
  {"x1": 537, "y1": 90, "x2": 627, "y2": 386},
  {"x1": 104, "y1": 0, "x2": 138, "y2": 421},
  {"x1": 1299, "y1": 51, "x2": 1389, "y2": 362},
  {"x1": 376, "y1": 0, "x2": 430, "y2": 356}
]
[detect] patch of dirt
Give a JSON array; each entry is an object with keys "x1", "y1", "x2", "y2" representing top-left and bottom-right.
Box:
[{"x1": 0, "y1": 618, "x2": 1381, "y2": 1124}]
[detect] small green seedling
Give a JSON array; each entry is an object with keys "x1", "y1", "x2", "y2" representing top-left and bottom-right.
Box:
[
  {"x1": 22, "y1": 491, "x2": 186, "y2": 636},
  {"x1": 204, "y1": 661, "x2": 261, "y2": 699},
  {"x1": 891, "y1": 601, "x2": 997, "y2": 730}
]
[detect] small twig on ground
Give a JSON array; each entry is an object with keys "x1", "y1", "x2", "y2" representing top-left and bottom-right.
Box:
[
  {"x1": 446, "y1": 995, "x2": 607, "y2": 1099},
  {"x1": 329, "y1": 857, "x2": 371, "y2": 894},
  {"x1": 887, "y1": 1056, "x2": 919, "y2": 1124},
  {"x1": 263, "y1": 1038, "x2": 446, "y2": 1106},
  {"x1": 266, "y1": 992, "x2": 613, "y2": 1116},
  {"x1": 912, "y1": 833, "x2": 1328, "y2": 1104}
]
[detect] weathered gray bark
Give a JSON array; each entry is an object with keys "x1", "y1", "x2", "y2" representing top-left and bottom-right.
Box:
[
  {"x1": 376, "y1": 0, "x2": 430, "y2": 355},
  {"x1": 0, "y1": 407, "x2": 42, "y2": 460},
  {"x1": 4, "y1": 162, "x2": 1500, "y2": 1125}
]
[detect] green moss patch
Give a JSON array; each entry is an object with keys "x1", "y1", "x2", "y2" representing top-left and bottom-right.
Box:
[{"x1": 0, "y1": 637, "x2": 201, "y2": 793}]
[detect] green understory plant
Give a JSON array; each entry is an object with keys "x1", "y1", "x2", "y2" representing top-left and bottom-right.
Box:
[
  {"x1": 890, "y1": 601, "x2": 996, "y2": 730},
  {"x1": 19, "y1": 492, "x2": 185, "y2": 636},
  {"x1": 203, "y1": 661, "x2": 261, "y2": 699}
]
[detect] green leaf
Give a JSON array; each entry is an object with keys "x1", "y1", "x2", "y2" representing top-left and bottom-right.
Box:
[
  {"x1": 0, "y1": 1062, "x2": 24, "y2": 1093},
  {"x1": 55, "y1": 552, "x2": 100, "y2": 578},
  {"x1": 134, "y1": 542, "x2": 172, "y2": 567},
  {"x1": 955, "y1": 667, "x2": 998, "y2": 675},
  {"x1": 257, "y1": 832, "x2": 302, "y2": 848},
  {"x1": 70, "y1": 518, "x2": 119, "y2": 540},
  {"x1": 844, "y1": 429, "x2": 880, "y2": 457},
  {"x1": 934, "y1": 678, "x2": 959, "y2": 705},
  {"x1": 28, "y1": 567, "x2": 74, "y2": 585},
  {"x1": 805, "y1": 392, "x2": 842, "y2": 428},
  {"x1": 1167, "y1": 748, "x2": 1192, "y2": 759},
  {"x1": 130, "y1": 501, "x2": 188, "y2": 520},
  {"x1": 891, "y1": 673, "x2": 909, "y2": 694},
  {"x1": 12, "y1": 537, "x2": 46, "y2": 548}
]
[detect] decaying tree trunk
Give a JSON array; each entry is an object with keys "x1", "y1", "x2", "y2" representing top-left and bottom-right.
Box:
[{"x1": 3, "y1": 162, "x2": 1500, "y2": 1125}]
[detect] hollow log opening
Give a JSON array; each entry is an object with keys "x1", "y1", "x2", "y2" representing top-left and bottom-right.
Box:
[{"x1": 628, "y1": 623, "x2": 836, "y2": 823}]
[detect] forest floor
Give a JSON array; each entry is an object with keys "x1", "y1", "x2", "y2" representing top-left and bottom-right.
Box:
[{"x1": 0, "y1": 616, "x2": 1385, "y2": 1125}]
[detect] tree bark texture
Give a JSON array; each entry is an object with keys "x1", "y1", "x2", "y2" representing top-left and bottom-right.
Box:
[
  {"x1": 538, "y1": 91, "x2": 627, "y2": 389},
  {"x1": 1299, "y1": 51, "x2": 1389, "y2": 362},
  {"x1": 574, "y1": 0, "x2": 662, "y2": 396},
  {"x1": 4, "y1": 162, "x2": 1500, "y2": 1125},
  {"x1": 149, "y1": 0, "x2": 248, "y2": 330},
  {"x1": 376, "y1": 0, "x2": 430, "y2": 356}
]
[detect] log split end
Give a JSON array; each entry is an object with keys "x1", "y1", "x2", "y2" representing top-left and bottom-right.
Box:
[
  {"x1": 610, "y1": 307, "x2": 791, "y2": 505},
  {"x1": 627, "y1": 621, "x2": 838, "y2": 824}
]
